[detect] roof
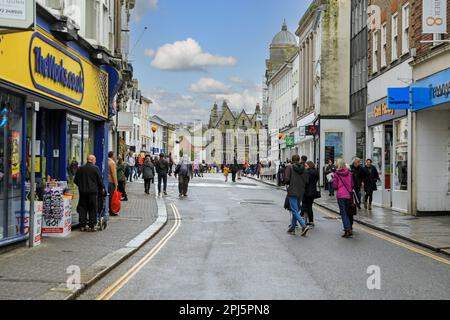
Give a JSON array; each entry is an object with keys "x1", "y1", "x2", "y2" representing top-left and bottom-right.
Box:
[{"x1": 271, "y1": 20, "x2": 298, "y2": 46}]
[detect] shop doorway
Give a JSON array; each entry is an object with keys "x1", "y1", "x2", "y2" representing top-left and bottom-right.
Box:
[{"x1": 384, "y1": 124, "x2": 393, "y2": 207}]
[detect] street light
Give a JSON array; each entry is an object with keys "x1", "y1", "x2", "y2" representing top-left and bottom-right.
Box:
[
  {"x1": 152, "y1": 126, "x2": 157, "y2": 155},
  {"x1": 277, "y1": 132, "x2": 284, "y2": 186}
]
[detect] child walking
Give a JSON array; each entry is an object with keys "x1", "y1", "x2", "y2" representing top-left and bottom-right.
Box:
[{"x1": 223, "y1": 165, "x2": 230, "y2": 182}]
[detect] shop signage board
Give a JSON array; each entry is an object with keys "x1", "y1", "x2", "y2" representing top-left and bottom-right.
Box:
[
  {"x1": 285, "y1": 136, "x2": 295, "y2": 147},
  {"x1": 388, "y1": 88, "x2": 410, "y2": 110},
  {"x1": 0, "y1": 0, "x2": 35, "y2": 30},
  {"x1": 423, "y1": 0, "x2": 447, "y2": 34},
  {"x1": 0, "y1": 28, "x2": 108, "y2": 119},
  {"x1": 367, "y1": 98, "x2": 407, "y2": 127},
  {"x1": 413, "y1": 67, "x2": 450, "y2": 111}
]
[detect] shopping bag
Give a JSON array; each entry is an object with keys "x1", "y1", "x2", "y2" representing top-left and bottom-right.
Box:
[{"x1": 110, "y1": 190, "x2": 122, "y2": 215}]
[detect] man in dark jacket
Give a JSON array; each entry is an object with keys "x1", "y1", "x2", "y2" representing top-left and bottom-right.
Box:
[
  {"x1": 74, "y1": 155, "x2": 105, "y2": 232},
  {"x1": 231, "y1": 158, "x2": 239, "y2": 183},
  {"x1": 303, "y1": 161, "x2": 320, "y2": 227},
  {"x1": 142, "y1": 155, "x2": 155, "y2": 195},
  {"x1": 350, "y1": 158, "x2": 363, "y2": 209},
  {"x1": 174, "y1": 155, "x2": 194, "y2": 197},
  {"x1": 284, "y1": 155, "x2": 310, "y2": 236},
  {"x1": 155, "y1": 153, "x2": 169, "y2": 196}
]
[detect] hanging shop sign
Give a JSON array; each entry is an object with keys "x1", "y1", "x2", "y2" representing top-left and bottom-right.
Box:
[
  {"x1": 367, "y1": 98, "x2": 407, "y2": 127},
  {"x1": 423, "y1": 0, "x2": 447, "y2": 34},
  {"x1": 413, "y1": 67, "x2": 450, "y2": 111},
  {"x1": 0, "y1": 0, "x2": 35, "y2": 30},
  {"x1": 0, "y1": 28, "x2": 108, "y2": 118}
]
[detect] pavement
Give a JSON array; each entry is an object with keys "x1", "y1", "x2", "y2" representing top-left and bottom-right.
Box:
[
  {"x1": 247, "y1": 175, "x2": 450, "y2": 256},
  {"x1": 77, "y1": 174, "x2": 450, "y2": 300},
  {"x1": 0, "y1": 179, "x2": 167, "y2": 300}
]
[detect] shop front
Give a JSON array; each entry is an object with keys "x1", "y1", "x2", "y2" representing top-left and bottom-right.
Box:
[
  {"x1": 0, "y1": 23, "x2": 111, "y2": 246},
  {"x1": 366, "y1": 98, "x2": 409, "y2": 213}
]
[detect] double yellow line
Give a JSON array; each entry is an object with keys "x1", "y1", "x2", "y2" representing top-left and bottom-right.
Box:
[
  {"x1": 96, "y1": 203, "x2": 182, "y2": 300},
  {"x1": 319, "y1": 208, "x2": 450, "y2": 266}
]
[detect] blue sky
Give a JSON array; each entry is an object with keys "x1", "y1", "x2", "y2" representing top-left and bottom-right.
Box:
[{"x1": 129, "y1": 0, "x2": 309, "y2": 123}]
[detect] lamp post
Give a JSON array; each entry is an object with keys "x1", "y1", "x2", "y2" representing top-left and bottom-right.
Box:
[
  {"x1": 277, "y1": 132, "x2": 284, "y2": 186},
  {"x1": 152, "y1": 126, "x2": 157, "y2": 155}
]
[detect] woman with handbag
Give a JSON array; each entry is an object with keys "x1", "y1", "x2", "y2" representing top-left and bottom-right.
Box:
[
  {"x1": 332, "y1": 159, "x2": 354, "y2": 238},
  {"x1": 303, "y1": 161, "x2": 320, "y2": 227}
]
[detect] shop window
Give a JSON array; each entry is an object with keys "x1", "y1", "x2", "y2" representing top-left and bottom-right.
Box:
[
  {"x1": 83, "y1": 120, "x2": 95, "y2": 163},
  {"x1": 325, "y1": 132, "x2": 344, "y2": 162},
  {"x1": 394, "y1": 118, "x2": 408, "y2": 191},
  {"x1": 0, "y1": 93, "x2": 24, "y2": 241},
  {"x1": 371, "y1": 125, "x2": 383, "y2": 187}
]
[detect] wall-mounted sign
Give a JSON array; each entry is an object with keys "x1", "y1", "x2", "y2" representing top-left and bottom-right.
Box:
[
  {"x1": 0, "y1": 0, "x2": 35, "y2": 30},
  {"x1": 423, "y1": 0, "x2": 447, "y2": 34},
  {"x1": 367, "y1": 98, "x2": 407, "y2": 127},
  {"x1": 285, "y1": 136, "x2": 295, "y2": 147},
  {"x1": 414, "y1": 67, "x2": 450, "y2": 111},
  {"x1": 388, "y1": 88, "x2": 410, "y2": 110}
]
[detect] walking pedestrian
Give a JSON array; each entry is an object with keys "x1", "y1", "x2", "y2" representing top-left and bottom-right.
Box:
[
  {"x1": 125, "y1": 151, "x2": 135, "y2": 182},
  {"x1": 325, "y1": 159, "x2": 336, "y2": 196},
  {"x1": 116, "y1": 156, "x2": 128, "y2": 201},
  {"x1": 155, "y1": 153, "x2": 169, "y2": 196},
  {"x1": 304, "y1": 161, "x2": 320, "y2": 227},
  {"x1": 223, "y1": 164, "x2": 230, "y2": 182},
  {"x1": 74, "y1": 155, "x2": 105, "y2": 232},
  {"x1": 350, "y1": 157, "x2": 363, "y2": 209},
  {"x1": 142, "y1": 155, "x2": 155, "y2": 195},
  {"x1": 333, "y1": 159, "x2": 354, "y2": 238},
  {"x1": 107, "y1": 151, "x2": 118, "y2": 216},
  {"x1": 285, "y1": 155, "x2": 310, "y2": 236},
  {"x1": 362, "y1": 159, "x2": 380, "y2": 210},
  {"x1": 231, "y1": 158, "x2": 238, "y2": 183},
  {"x1": 193, "y1": 159, "x2": 200, "y2": 177},
  {"x1": 134, "y1": 155, "x2": 140, "y2": 180},
  {"x1": 175, "y1": 155, "x2": 193, "y2": 197},
  {"x1": 168, "y1": 153, "x2": 174, "y2": 176}
]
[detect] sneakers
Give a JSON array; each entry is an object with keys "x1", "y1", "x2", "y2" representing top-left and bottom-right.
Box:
[
  {"x1": 287, "y1": 229, "x2": 296, "y2": 235},
  {"x1": 163, "y1": 191, "x2": 168, "y2": 196},
  {"x1": 183, "y1": 194, "x2": 188, "y2": 197},
  {"x1": 368, "y1": 204, "x2": 372, "y2": 210},
  {"x1": 364, "y1": 202, "x2": 368, "y2": 209},
  {"x1": 342, "y1": 231, "x2": 352, "y2": 238},
  {"x1": 80, "y1": 226, "x2": 88, "y2": 232},
  {"x1": 307, "y1": 222, "x2": 315, "y2": 227},
  {"x1": 301, "y1": 226, "x2": 311, "y2": 236}
]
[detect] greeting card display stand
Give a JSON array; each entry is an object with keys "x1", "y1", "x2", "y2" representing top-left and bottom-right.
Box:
[{"x1": 42, "y1": 181, "x2": 72, "y2": 238}]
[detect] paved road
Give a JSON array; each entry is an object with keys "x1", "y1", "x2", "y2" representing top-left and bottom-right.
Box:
[{"x1": 78, "y1": 174, "x2": 450, "y2": 300}]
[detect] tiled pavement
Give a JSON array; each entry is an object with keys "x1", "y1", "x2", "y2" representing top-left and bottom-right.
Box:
[
  {"x1": 248, "y1": 176, "x2": 450, "y2": 256},
  {"x1": 0, "y1": 179, "x2": 158, "y2": 300}
]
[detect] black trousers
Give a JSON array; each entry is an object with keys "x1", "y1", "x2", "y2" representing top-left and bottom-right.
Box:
[
  {"x1": 78, "y1": 193, "x2": 98, "y2": 228},
  {"x1": 365, "y1": 190, "x2": 374, "y2": 205},
  {"x1": 158, "y1": 173, "x2": 168, "y2": 193},
  {"x1": 303, "y1": 196, "x2": 315, "y2": 223},
  {"x1": 178, "y1": 176, "x2": 190, "y2": 195},
  {"x1": 108, "y1": 183, "x2": 115, "y2": 214},
  {"x1": 118, "y1": 180, "x2": 127, "y2": 199},
  {"x1": 144, "y1": 178, "x2": 152, "y2": 193},
  {"x1": 232, "y1": 172, "x2": 237, "y2": 182}
]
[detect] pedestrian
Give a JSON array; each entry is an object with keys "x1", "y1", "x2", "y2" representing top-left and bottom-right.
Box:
[
  {"x1": 175, "y1": 155, "x2": 193, "y2": 197},
  {"x1": 125, "y1": 151, "x2": 135, "y2": 182},
  {"x1": 138, "y1": 153, "x2": 144, "y2": 177},
  {"x1": 142, "y1": 155, "x2": 155, "y2": 195},
  {"x1": 333, "y1": 159, "x2": 354, "y2": 238},
  {"x1": 168, "y1": 153, "x2": 174, "y2": 176},
  {"x1": 74, "y1": 155, "x2": 105, "y2": 232},
  {"x1": 155, "y1": 153, "x2": 169, "y2": 196},
  {"x1": 134, "y1": 155, "x2": 140, "y2": 180},
  {"x1": 193, "y1": 159, "x2": 200, "y2": 177},
  {"x1": 231, "y1": 158, "x2": 238, "y2": 183},
  {"x1": 116, "y1": 156, "x2": 128, "y2": 201},
  {"x1": 223, "y1": 164, "x2": 230, "y2": 182},
  {"x1": 325, "y1": 159, "x2": 336, "y2": 196},
  {"x1": 303, "y1": 161, "x2": 320, "y2": 227},
  {"x1": 285, "y1": 155, "x2": 310, "y2": 236},
  {"x1": 350, "y1": 157, "x2": 363, "y2": 209},
  {"x1": 362, "y1": 159, "x2": 380, "y2": 210},
  {"x1": 107, "y1": 151, "x2": 119, "y2": 216}
]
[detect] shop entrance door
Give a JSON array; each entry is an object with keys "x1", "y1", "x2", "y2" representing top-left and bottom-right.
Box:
[{"x1": 384, "y1": 124, "x2": 393, "y2": 207}]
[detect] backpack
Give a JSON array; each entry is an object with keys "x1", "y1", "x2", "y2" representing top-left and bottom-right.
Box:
[{"x1": 179, "y1": 163, "x2": 188, "y2": 176}]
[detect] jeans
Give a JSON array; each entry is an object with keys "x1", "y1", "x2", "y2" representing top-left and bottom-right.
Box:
[
  {"x1": 328, "y1": 182, "x2": 334, "y2": 195},
  {"x1": 127, "y1": 166, "x2": 134, "y2": 182},
  {"x1": 288, "y1": 196, "x2": 306, "y2": 230},
  {"x1": 158, "y1": 173, "x2": 168, "y2": 194},
  {"x1": 118, "y1": 180, "x2": 127, "y2": 200},
  {"x1": 337, "y1": 198, "x2": 352, "y2": 231},
  {"x1": 134, "y1": 166, "x2": 139, "y2": 179}
]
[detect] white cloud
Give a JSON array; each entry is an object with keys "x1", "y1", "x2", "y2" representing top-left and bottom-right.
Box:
[
  {"x1": 144, "y1": 48, "x2": 155, "y2": 58},
  {"x1": 150, "y1": 38, "x2": 238, "y2": 71},
  {"x1": 133, "y1": 0, "x2": 158, "y2": 22},
  {"x1": 214, "y1": 90, "x2": 260, "y2": 110},
  {"x1": 190, "y1": 78, "x2": 231, "y2": 94},
  {"x1": 229, "y1": 76, "x2": 244, "y2": 84}
]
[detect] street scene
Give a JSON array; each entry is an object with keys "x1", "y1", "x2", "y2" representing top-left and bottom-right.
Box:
[{"x1": 0, "y1": 0, "x2": 449, "y2": 304}]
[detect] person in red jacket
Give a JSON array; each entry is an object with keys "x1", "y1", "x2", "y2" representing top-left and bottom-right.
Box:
[{"x1": 333, "y1": 159, "x2": 354, "y2": 238}]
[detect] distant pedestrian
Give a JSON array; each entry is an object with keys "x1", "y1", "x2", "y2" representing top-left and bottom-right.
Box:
[
  {"x1": 285, "y1": 155, "x2": 310, "y2": 236},
  {"x1": 303, "y1": 161, "x2": 320, "y2": 227},
  {"x1": 325, "y1": 159, "x2": 336, "y2": 196},
  {"x1": 231, "y1": 158, "x2": 239, "y2": 182},
  {"x1": 108, "y1": 151, "x2": 119, "y2": 216},
  {"x1": 134, "y1": 155, "x2": 140, "y2": 180},
  {"x1": 125, "y1": 151, "x2": 135, "y2": 182},
  {"x1": 168, "y1": 153, "x2": 174, "y2": 176},
  {"x1": 116, "y1": 156, "x2": 128, "y2": 201},
  {"x1": 142, "y1": 155, "x2": 155, "y2": 195},
  {"x1": 333, "y1": 159, "x2": 354, "y2": 238},
  {"x1": 223, "y1": 165, "x2": 230, "y2": 182},
  {"x1": 193, "y1": 159, "x2": 200, "y2": 177},
  {"x1": 175, "y1": 155, "x2": 193, "y2": 197},
  {"x1": 155, "y1": 153, "x2": 169, "y2": 196},
  {"x1": 74, "y1": 155, "x2": 105, "y2": 232},
  {"x1": 362, "y1": 159, "x2": 380, "y2": 210},
  {"x1": 350, "y1": 158, "x2": 363, "y2": 209}
]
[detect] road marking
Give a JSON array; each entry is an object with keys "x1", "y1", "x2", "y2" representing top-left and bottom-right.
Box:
[
  {"x1": 95, "y1": 203, "x2": 182, "y2": 300},
  {"x1": 318, "y1": 207, "x2": 450, "y2": 266}
]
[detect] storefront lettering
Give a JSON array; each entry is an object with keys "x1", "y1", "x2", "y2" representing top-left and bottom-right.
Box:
[
  {"x1": 431, "y1": 81, "x2": 450, "y2": 99},
  {"x1": 369, "y1": 103, "x2": 394, "y2": 119},
  {"x1": 33, "y1": 46, "x2": 84, "y2": 94}
]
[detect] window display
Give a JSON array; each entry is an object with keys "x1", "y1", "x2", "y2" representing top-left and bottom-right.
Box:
[{"x1": 394, "y1": 118, "x2": 408, "y2": 191}]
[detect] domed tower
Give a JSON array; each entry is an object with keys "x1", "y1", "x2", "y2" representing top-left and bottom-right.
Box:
[{"x1": 266, "y1": 20, "x2": 298, "y2": 78}]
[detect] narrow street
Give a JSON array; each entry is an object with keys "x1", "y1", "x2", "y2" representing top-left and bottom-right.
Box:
[{"x1": 78, "y1": 174, "x2": 450, "y2": 300}]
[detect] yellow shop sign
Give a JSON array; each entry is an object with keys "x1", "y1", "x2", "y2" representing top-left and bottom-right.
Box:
[{"x1": 0, "y1": 28, "x2": 108, "y2": 118}]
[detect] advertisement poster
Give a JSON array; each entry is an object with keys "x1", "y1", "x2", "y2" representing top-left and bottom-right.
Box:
[
  {"x1": 11, "y1": 131, "x2": 20, "y2": 179},
  {"x1": 325, "y1": 132, "x2": 344, "y2": 161}
]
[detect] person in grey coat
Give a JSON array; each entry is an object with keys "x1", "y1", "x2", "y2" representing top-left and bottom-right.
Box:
[
  {"x1": 142, "y1": 155, "x2": 155, "y2": 195},
  {"x1": 174, "y1": 155, "x2": 194, "y2": 197},
  {"x1": 284, "y1": 154, "x2": 310, "y2": 236}
]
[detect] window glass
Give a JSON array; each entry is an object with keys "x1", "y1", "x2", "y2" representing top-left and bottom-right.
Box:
[
  {"x1": 394, "y1": 118, "x2": 408, "y2": 191},
  {"x1": 371, "y1": 125, "x2": 383, "y2": 176}
]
